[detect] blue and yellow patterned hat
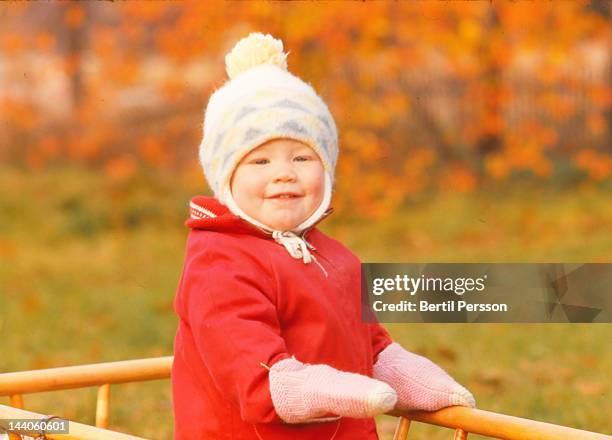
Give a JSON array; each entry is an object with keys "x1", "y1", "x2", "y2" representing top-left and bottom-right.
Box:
[{"x1": 198, "y1": 33, "x2": 338, "y2": 232}]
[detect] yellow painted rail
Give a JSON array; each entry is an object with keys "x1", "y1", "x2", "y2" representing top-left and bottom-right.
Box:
[
  {"x1": 1, "y1": 356, "x2": 610, "y2": 440},
  {"x1": 0, "y1": 404, "x2": 147, "y2": 439},
  {"x1": 0, "y1": 357, "x2": 172, "y2": 437},
  {"x1": 0, "y1": 357, "x2": 173, "y2": 396},
  {"x1": 391, "y1": 407, "x2": 611, "y2": 440}
]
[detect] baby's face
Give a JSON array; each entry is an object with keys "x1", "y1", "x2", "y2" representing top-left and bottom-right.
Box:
[{"x1": 231, "y1": 138, "x2": 325, "y2": 231}]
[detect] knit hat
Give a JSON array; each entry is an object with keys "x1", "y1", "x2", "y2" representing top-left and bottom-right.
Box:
[{"x1": 198, "y1": 33, "x2": 338, "y2": 235}]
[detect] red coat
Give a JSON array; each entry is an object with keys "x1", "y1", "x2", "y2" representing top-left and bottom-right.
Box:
[{"x1": 172, "y1": 196, "x2": 393, "y2": 439}]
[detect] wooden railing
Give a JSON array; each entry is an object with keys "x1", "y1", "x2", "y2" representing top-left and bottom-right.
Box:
[
  {"x1": 0, "y1": 404, "x2": 146, "y2": 440},
  {"x1": 391, "y1": 407, "x2": 611, "y2": 440},
  {"x1": 1, "y1": 356, "x2": 610, "y2": 440},
  {"x1": 0, "y1": 357, "x2": 172, "y2": 439}
]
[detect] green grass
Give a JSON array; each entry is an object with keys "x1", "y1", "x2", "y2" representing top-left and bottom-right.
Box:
[{"x1": 1, "y1": 167, "x2": 610, "y2": 439}]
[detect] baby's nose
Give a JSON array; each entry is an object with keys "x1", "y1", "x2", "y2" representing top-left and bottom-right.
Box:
[{"x1": 273, "y1": 166, "x2": 297, "y2": 182}]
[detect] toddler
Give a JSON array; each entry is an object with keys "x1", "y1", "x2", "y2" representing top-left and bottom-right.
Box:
[{"x1": 172, "y1": 33, "x2": 475, "y2": 440}]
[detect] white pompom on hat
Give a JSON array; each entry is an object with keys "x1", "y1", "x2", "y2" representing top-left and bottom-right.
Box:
[{"x1": 198, "y1": 32, "x2": 338, "y2": 233}]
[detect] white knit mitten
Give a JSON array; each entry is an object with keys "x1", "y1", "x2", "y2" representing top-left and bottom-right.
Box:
[
  {"x1": 373, "y1": 343, "x2": 475, "y2": 411},
  {"x1": 269, "y1": 357, "x2": 397, "y2": 423}
]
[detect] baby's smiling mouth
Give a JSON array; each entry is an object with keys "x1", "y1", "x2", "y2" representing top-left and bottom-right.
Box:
[{"x1": 267, "y1": 192, "x2": 302, "y2": 199}]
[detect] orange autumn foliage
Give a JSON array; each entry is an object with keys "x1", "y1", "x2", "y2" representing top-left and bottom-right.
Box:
[
  {"x1": 0, "y1": 1, "x2": 610, "y2": 216},
  {"x1": 64, "y1": 5, "x2": 85, "y2": 29},
  {"x1": 575, "y1": 149, "x2": 612, "y2": 181}
]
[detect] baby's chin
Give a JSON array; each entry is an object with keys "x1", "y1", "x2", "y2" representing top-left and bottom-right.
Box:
[
  {"x1": 253, "y1": 204, "x2": 321, "y2": 232},
  {"x1": 264, "y1": 219, "x2": 303, "y2": 232},
  {"x1": 260, "y1": 212, "x2": 309, "y2": 232}
]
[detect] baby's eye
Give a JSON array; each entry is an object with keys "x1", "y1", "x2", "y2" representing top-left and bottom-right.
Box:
[
  {"x1": 250, "y1": 158, "x2": 269, "y2": 165},
  {"x1": 294, "y1": 155, "x2": 311, "y2": 162}
]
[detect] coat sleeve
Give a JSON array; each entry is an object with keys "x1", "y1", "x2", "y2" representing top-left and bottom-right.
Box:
[
  {"x1": 370, "y1": 322, "x2": 393, "y2": 363},
  {"x1": 176, "y1": 235, "x2": 290, "y2": 424}
]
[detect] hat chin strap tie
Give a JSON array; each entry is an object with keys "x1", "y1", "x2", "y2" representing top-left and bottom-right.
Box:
[
  {"x1": 272, "y1": 231, "x2": 313, "y2": 263},
  {"x1": 222, "y1": 173, "x2": 332, "y2": 264}
]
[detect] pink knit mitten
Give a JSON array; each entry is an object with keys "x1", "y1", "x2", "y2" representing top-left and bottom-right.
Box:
[
  {"x1": 373, "y1": 343, "x2": 475, "y2": 411},
  {"x1": 269, "y1": 357, "x2": 397, "y2": 423}
]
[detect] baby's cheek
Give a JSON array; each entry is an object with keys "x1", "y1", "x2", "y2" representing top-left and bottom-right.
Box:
[{"x1": 313, "y1": 181, "x2": 325, "y2": 201}]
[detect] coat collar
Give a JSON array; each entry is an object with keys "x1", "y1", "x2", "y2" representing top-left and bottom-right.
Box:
[{"x1": 186, "y1": 196, "x2": 333, "y2": 239}]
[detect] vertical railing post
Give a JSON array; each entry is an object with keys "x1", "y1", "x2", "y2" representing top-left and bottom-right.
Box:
[
  {"x1": 393, "y1": 416, "x2": 411, "y2": 440},
  {"x1": 9, "y1": 395, "x2": 23, "y2": 409},
  {"x1": 7, "y1": 396, "x2": 24, "y2": 439},
  {"x1": 6, "y1": 396, "x2": 23, "y2": 440},
  {"x1": 95, "y1": 383, "x2": 111, "y2": 428},
  {"x1": 454, "y1": 428, "x2": 468, "y2": 439}
]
